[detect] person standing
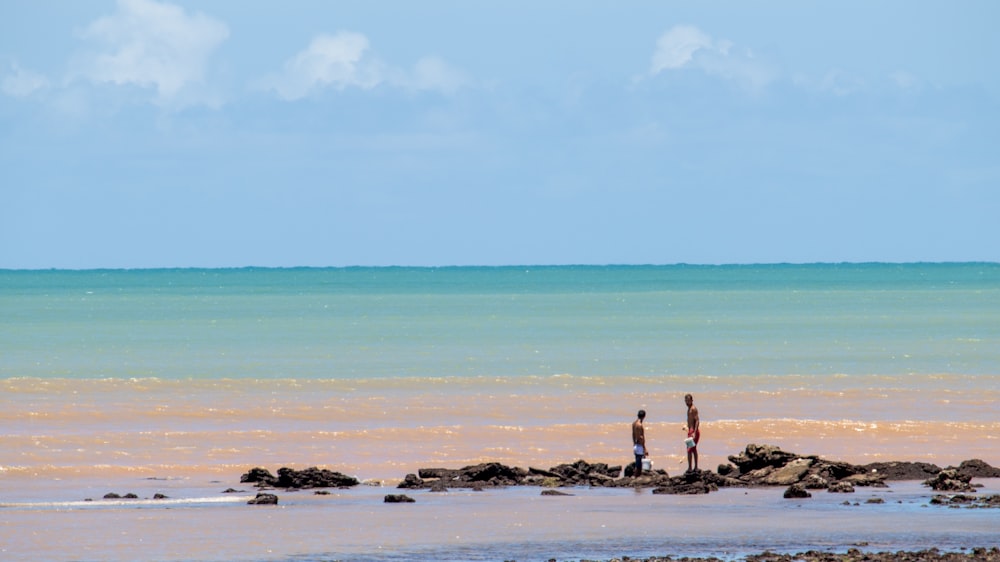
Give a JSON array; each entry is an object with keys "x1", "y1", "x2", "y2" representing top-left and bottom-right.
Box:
[
  {"x1": 684, "y1": 394, "x2": 700, "y2": 473},
  {"x1": 632, "y1": 409, "x2": 647, "y2": 477}
]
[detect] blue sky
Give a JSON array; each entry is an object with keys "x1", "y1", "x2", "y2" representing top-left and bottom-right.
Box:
[{"x1": 2, "y1": 1, "x2": 998, "y2": 268}]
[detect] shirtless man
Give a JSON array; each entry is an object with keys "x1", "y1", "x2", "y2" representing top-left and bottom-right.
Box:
[
  {"x1": 632, "y1": 409, "x2": 647, "y2": 477},
  {"x1": 684, "y1": 394, "x2": 700, "y2": 473}
]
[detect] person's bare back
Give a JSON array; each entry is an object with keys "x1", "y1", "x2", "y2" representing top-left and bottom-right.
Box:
[{"x1": 632, "y1": 409, "x2": 647, "y2": 476}]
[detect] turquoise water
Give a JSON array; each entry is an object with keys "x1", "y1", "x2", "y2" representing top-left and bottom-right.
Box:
[{"x1": 3, "y1": 263, "x2": 999, "y2": 379}]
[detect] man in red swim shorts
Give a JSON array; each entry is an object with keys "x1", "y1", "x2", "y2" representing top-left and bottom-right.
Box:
[{"x1": 684, "y1": 393, "x2": 700, "y2": 473}]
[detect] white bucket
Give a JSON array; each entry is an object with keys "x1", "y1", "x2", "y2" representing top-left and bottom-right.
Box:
[
  {"x1": 684, "y1": 437, "x2": 696, "y2": 448},
  {"x1": 641, "y1": 458, "x2": 652, "y2": 471}
]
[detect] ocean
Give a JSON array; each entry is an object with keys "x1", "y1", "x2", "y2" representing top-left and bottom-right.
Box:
[{"x1": 2, "y1": 263, "x2": 998, "y2": 561}]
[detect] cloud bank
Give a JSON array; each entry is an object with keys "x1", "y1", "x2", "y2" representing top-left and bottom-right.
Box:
[
  {"x1": 260, "y1": 32, "x2": 468, "y2": 100},
  {"x1": 71, "y1": 0, "x2": 229, "y2": 107},
  {"x1": 650, "y1": 25, "x2": 775, "y2": 92},
  {"x1": 1, "y1": 62, "x2": 49, "y2": 97}
]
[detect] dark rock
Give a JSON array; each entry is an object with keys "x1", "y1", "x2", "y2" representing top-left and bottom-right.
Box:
[
  {"x1": 274, "y1": 467, "x2": 359, "y2": 489},
  {"x1": 955, "y1": 459, "x2": 1000, "y2": 479},
  {"x1": 153, "y1": 493, "x2": 168, "y2": 500},
  {"x1": 763, "y1": 458, "x2": 814, "y2": 485},
  {"x1": 314, "y1": 490, "x2": 330, "y2": 495},
  {"x1": 841, "y1": 472, "x2": 888, "y2": 488},
  {"x1": 383, "y1": 445, "x2": 987, "y2": 496},
  {"x1": 103, "y1": 493, "x2": 121, "y2": 499},
  {"x1": 863, "y1": 461, "x2": 941, "y2": 480},
  {"x1": 247, "y1": 493, "x2": 278, "y2": 505},
  {"x1": 865, "y1": 497, "x2": 885, "y2": 504},
  {"x1": 384, "y1": 494, "x2": 415, "y2": 503},
  {"x1": 924, "y1": 469, "x2": 976, "y2": 492},
  {"x1": 415, "y1": 462, "x2": 526, "y2": 488},
  {"x1": 801, "y1": 474, "x2": 829, "y2": 489},
  {"x1": 240, "y1": 467, "x2": 277, "y2": 486},
  {"x1": 540, "y1": 489, "x2": 573, "y2": 496},
  {"x1": 728, "y1": 444, "x2": 800, "y2": 474},
  {"x1": 239, "y1": 466, "x2": 359, "y2": 489},
  {"x1": 528, "y1": 466, "x2": 561, "y2": 479},
  {"x1": 783, "y1": 484, "x2": 811, "y2": 498},
  {"x1": 547, "y1": 460, "x2": 621, "y2": 486},
  {"x1": 827, "y1": 481, "x2": 855, "y2": 493},
  {"x1": 429, "y1": 481, "x2": 448, "y2": 492},
  {"x1": 811, "y1": 459, "x2": 867, "y2": 482},
  {"x1": 651, "y1": 470, "x2": 727, "y2": 495},
  {"x1": 123, "y1": 493, "x2": 139, "y2": 499},
  {"x1": 397, "y1": 473, "x2": 423, "y2": 489},
  {"x1": 221, "y1": 488, "x2": 243, "y2": 493},
  {"x1": 930, "y1": 494, "x2": 1000, "y2": 509}
]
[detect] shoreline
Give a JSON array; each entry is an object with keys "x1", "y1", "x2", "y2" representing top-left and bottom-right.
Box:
[{"x1": 567, "y1": 549, "x2": 1000, "y2": 562}]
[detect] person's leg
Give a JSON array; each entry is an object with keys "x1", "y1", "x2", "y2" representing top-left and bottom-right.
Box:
[
  {"x1": 634, "y1": 454, "x2": 643, "y2": 476},
  {"x1": 693, "y1": 430, "x2": 700, "y2": 470}
]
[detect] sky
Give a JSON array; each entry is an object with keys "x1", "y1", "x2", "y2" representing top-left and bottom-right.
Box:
[{"x1": 1, "y1": 0, "x2": 998, "y2": 269}]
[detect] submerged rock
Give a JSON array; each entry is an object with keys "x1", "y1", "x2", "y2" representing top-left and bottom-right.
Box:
[
  {"x1": 384, "y1": 494, "x2": 415, "y2": 503},
  {"x1": 247, "y1": 493, "x2": 278, "y2": 505},
  {"x1": 783, "y1": 483, "x2": 812, "y2": 499}
]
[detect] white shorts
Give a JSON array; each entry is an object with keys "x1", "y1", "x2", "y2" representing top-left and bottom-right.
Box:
[{"x1": 633, "y1": 444, "x2": 645, "y2": 456}]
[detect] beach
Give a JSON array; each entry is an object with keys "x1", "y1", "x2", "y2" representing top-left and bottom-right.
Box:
[{"x1": 1, "y1": 264, "x2": 998, "y2": 561}]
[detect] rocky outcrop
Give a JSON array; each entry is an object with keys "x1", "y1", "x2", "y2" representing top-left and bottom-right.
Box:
[
  {"x1": 723, "y1": 444, "x2": 888, "y2": 493},
  {"x1": 954, "y1": 459, "x2": 1000, "y2": 479},
  {"x1": 240, "y1": 466, "x2": 359, "y2": 489},
  {"x1": 924, "y1": 469, "x2": 976, "y2": 492},
  {"x1": 862, "y1": 461, "x2": 941, "y2": 480},
  {"x1": 398, "y1": 460, "x2": 630, "y2": 490},
  {"x1": 393, "y1": 445, "x2": 998, "y2": 497}
]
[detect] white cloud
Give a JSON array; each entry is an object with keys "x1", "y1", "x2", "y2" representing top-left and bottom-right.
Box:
[
  {"x1": 1, "y1": 62, "x2": 49, "y2": 97},
  {"x1": 650, "y1": 25, "x2": 776, "y2": 92},
  {"x1": 650, "y1": 25, "x2": 714, "y2": 73},
  {"x1": 261, "y1": 32, "x2": 468, "y2": 100},
  {"x1": 262, "y1": 32, "x2": 381, "y2": 100},
  {"x1": 819, "y1": 68, "x2": 867, "y2": 96},
  {"x1": 72, "y1": 0, "x2": 229, "y2": 107},
  {"x1": 889, "y1": 70, "x2": 921, "y2": 91},
  {"x1": 412, "y1": 56, "x2": 466, "y2": 95}
]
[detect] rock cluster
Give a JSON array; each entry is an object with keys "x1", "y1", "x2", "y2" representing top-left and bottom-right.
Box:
[
  {"x1": 240, "y1": 466, "x2": 359, "y2": 489},
  {"x1": 929, "y1": 494, "x2": 1000, "y2": 509},
  {"x1": 923, "y1": 469, "x2": 977, "y2": 492},
  {"x1": 392, "y1": 444, "x2": 1000, "y2": 498},
  {"x1": 397, "y1": 460, "x2": 627, "y2": 490},
  {"x1": 724, "y1": 444, "x2": 888, "y2": 491}
]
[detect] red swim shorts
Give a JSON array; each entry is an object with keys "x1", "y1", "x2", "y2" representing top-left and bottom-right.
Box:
[{"x1": 687, "y1": 429, "x2": 700, "y2": 451}]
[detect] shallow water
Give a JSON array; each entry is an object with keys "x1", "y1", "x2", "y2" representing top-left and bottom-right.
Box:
[{"x1": 2, "y1": 478, "x2": 998, "y2": 561}]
